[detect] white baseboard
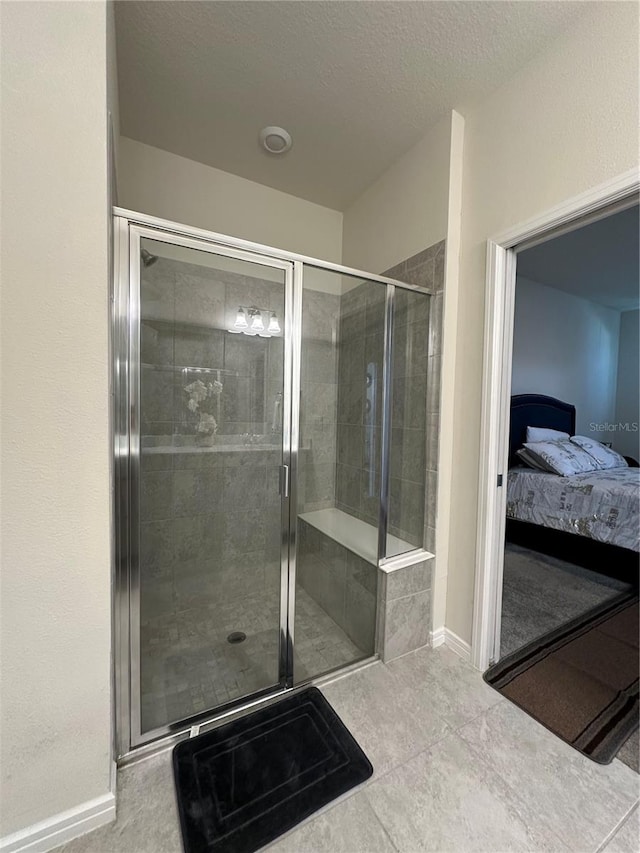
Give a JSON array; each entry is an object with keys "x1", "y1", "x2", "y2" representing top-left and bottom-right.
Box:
[
  {"x1": 443, "y1": 628, "x2": 472, "y2": 661},
  {"x1": 430, "y1": 626, "x2": 446, "y2": 648},
  {"x1": 431, "y1": 626, "x2": 472, "y2": 661},
  {"x1": 1, "y1": 788, "x2": 116, "y2": 853}
]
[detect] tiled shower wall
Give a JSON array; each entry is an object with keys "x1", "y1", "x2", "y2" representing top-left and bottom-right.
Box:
[
  {"x1": 297, "y1": 519, "x2": 377, "y2": 654},
  {"x1": 140, "y1": 244, "x2": 445, "y2": 666},
  {"x1": 385, "y1": 240, "x2": 445, "y2": 555},
  {"x1": 370, "y1": 240, "x2": 445, "y2": 660},
  {"x1": 335, "y1": 282, "x2": 385, "y2": 526},
  {"x1": 140, "y1": 258, "x2": 285, "y2": 439},
  {"x1": 387, "y1": 287, "x2": 430, "y2": 547},
  {"x1": 334, "y1": 242, "x2": 444, "y2": 551},
  {"x1": 139, "y1": 257, "x2": 285, "y2": 622},
  {"x1": 298, "y1": 289, "x2": 340, "y2": 512}
]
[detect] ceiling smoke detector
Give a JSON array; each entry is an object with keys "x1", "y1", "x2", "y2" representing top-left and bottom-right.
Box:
[{"x1": 260, "y1": 126, "x2": 292, "y2": 155}]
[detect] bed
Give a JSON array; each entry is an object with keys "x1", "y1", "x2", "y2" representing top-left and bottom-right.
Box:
[{"x1": 506, "y1": 394, "x2": 639, "y2": 580}]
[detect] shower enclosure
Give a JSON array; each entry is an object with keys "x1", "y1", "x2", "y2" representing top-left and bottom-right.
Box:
[{"x1": 114, "y1": 210, "x2": 431, "y2": 757}]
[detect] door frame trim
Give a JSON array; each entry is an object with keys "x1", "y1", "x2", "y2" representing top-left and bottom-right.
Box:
[{"x1": 471, "y1": 167, "x2": 639, "y2": 671}]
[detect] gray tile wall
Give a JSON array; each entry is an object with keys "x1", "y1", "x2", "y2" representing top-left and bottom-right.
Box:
[
  {"x1": 387, "y1": 288, "x2": 429, "y2": 548},
  {"x1": 298, "y1": 241, "x2": 444, "y2": 664},
  {"x1": 140, "y1": 445, "x2": 283, "y2": 623},
  {"x1": 140, "y1": 257, "x2": 285, "y2": 441},
  {"x1": 379, "y1": 240, "x2": 445, "y2": 657},
  {"x1": 333, "y1": 249, "x2": 441, "y2": 552},
  {"x1": 139, "y1": 243, "x2": 444, "y2": 662},
  {"x1": 298, "y1": 289, "x2": 340, "y2": 512},
  {"x1": 335, "y1": 282, "x2": 385, "y2": 526},
  {"x1": 376, "y1": 559, "x2": 433, "y2": 660},
  {"x1": 297, "y1": 516, "x2": 434, "y2": 664},
  {"x1": 139, "y1": 257, "x2": 286, "y2": 620},
  {"x1": 297, "y1": 519, "x2": 378, "y2": 655},
  {"x1": 385, "y1": 240, "x2": 445, "y2": 554}
]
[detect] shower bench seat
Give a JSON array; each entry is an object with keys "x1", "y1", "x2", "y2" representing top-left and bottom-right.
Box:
[
  {"x1": 297, "y1": 507, "x2": 434, "y2": 662},
  {"x1": 298, "y1": 507, "x2": 432, "y2": 570}
]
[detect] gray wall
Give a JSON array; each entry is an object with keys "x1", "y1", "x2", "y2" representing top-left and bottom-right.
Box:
[
  {"x1": 140, "y1": 257, "x2": 285, "y2": 627},
  {"x1": 299, "y1": 289, "x2": 340, "y2": 512},
  {"x1": 335, "y1": 282, "x2": 385, "y2": 526},
  {"x1": 385, "y1": 240, "x2": 445, "y2": 555},
  {"x1": 298, "y1": 520, "x2": 378, "y2": 656},
  {"x1": 511, "y1": 276, "x2": 620, "y2": 437},
  {"x1": 333, "y1": 240, "x2": 444, "y2": 552}
]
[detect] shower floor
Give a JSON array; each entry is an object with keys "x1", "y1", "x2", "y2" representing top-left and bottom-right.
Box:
[{"x1": 140, "y1": 581, "x2": 365, "y2": 734}]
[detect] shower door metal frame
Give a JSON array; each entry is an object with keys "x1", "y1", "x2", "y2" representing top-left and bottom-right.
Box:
[
  {"x1": 114, "y1": 216, "x2": 297, "y2": 755},
  {"x1": 113, "y1": 208, "x2": 432, "y2": 760}
]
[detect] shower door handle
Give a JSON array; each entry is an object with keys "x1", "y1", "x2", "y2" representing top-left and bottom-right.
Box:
[{"x1": 279, "y1": 464, "x2": 290, "y2": 499}]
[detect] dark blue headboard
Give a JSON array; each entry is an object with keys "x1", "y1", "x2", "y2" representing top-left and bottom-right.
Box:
[{"x1": 509, "y1": 394, "x2": 576, "y2": 467}]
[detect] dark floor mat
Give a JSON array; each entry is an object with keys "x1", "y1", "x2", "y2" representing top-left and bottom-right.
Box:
[
  {"x1": 173, "y1": 687, "x2": 373, "y2": 853},
  {"x1": 485, "y1": 591, "x2": 639, "y2": 765}
]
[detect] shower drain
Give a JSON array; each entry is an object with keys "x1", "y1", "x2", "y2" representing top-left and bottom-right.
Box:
[{"x1": 227, "y1": 631, "x2": 247, "y2": 644}]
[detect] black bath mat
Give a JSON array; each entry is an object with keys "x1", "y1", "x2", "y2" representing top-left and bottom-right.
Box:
[{"x1": 173, "y1": 687, "x2": 373, "y2": 853}]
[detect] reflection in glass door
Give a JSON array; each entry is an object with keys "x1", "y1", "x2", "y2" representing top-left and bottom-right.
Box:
[{"x1": 133, "y1": 234, "x2": 291, "y2": 742}]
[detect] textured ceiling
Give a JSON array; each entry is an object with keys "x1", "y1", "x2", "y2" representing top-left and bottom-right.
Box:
[
  {"x1": 116, "y1": 1, "x2": 590, "y2": 210},
  {"x1": 517, "y1": 206, "x2": 640, "y2": 312}
]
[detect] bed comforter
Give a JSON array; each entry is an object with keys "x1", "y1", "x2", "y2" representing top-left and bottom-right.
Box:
[{"x1": 506, "y1": 466, "x2": 640, "y2": 552}]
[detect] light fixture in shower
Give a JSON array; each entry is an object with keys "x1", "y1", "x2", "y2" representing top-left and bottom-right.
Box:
[
  {"x1": 228, "y1": 305, "x2": 282, "y2": 337},
  {"x1": 250, "y1": 309, "x2": 265, "y2": 333},
  {"x1": 230, "y1": 307, "x2": 248, "y2": 333},
  {"x1": 268, "y1": 312, "x2": 281, "y2": 334}
]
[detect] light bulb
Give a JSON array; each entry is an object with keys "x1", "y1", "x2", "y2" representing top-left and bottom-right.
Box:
[
  {"x1": 268, "y1": 312, "x2": 281, "y2": 334},
  {"x1": 251, "y1": 311, "x2": 264, "y2": 332},
  {"x1": 234, "y1": 307, "x2": 248, "y2": 330}
]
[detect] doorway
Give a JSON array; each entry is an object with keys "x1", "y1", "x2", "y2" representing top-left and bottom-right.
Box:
[{"x1": 472, "y1": 170, "x2": 639, "y2": 671}]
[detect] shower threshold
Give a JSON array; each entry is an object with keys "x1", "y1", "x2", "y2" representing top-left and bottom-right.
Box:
[{"x1": 120, "y1": 652, "x2": 379, "y2": 767}]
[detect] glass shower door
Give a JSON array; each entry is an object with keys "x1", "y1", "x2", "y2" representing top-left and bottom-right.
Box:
[{"x1": 133, "y1": 233, "x2": 291, "y2": 743}]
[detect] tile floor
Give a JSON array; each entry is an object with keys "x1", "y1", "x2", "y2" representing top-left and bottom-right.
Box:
[
  {"x1": 55, "y1": 646, "x2": 639, "y2": 853},
  {"x1": 141, "y1": 584, "x2": 364, "y2": 732}
]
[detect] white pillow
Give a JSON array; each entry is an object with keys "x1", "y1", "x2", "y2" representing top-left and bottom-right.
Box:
[
  {"x1": 570, "y1": 435, "x2": 628, "y2": 470},
  {"x1": 521, "y1": 439, "x2": 599, "y2": 476},
  {"x1": 526, "y1": 426, "x2": 570, "y2": 443}
]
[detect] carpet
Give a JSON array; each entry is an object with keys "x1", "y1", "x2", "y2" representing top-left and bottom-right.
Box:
[
  {"x1": 485, "y1": 591, "x2": 639, "y2": 764},
  {"x1": 500, "y1": 543, "x2": 631, "y2": 660},
  {"x1": 173, "y1": 687, "x2": 373, "y2": 853}
]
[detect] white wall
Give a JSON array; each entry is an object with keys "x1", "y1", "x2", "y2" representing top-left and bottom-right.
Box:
[
  {"x1": 118, "y1": 137, "x2": 343, "y2": 262},
  {"x1": 511, "y1": 277, "x2": 620, "y2": 435},
  {"x1": 444, "y1": 2, "x2": 639, "y2": 644},
  {"x1": 615, "y1": 309, "x2": 640, "y2": 459},
  {"x1": 342, "y1": 114, "x2": 451, "y2": 272},
  {"x1": 0, "y1": 0, "x2": 112, "y2": 839},
  {"x1": 107, "y1": 1, "x2": 120, "y2": 185}
]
